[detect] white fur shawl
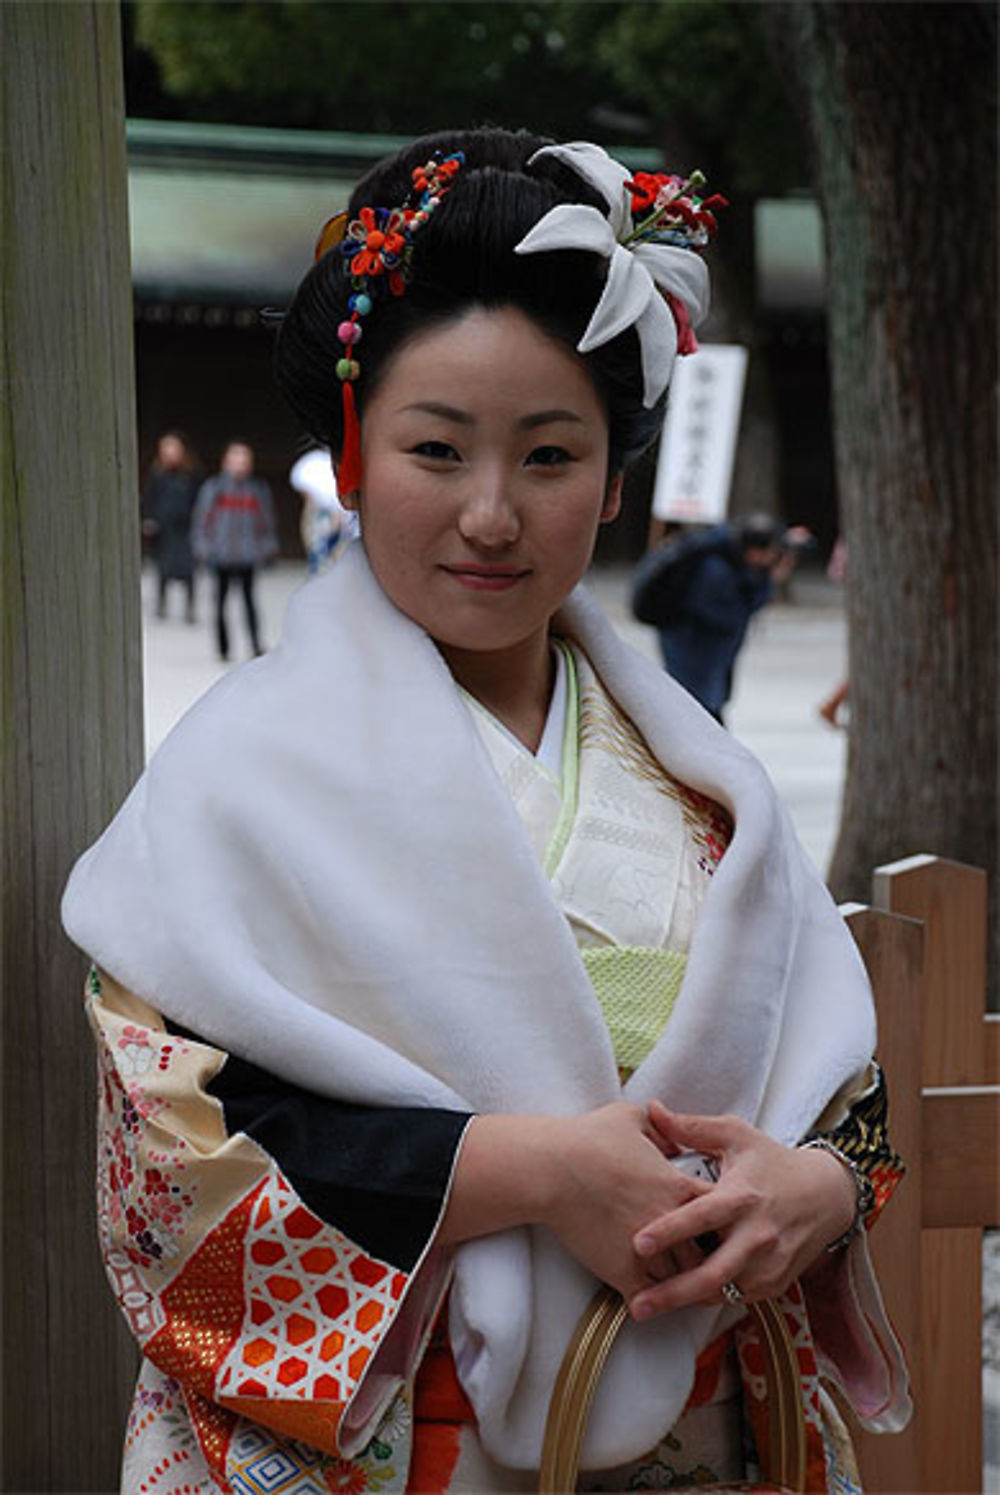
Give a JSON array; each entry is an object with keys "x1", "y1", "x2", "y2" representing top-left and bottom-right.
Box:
[{"x1": 63, "y1": 543, "x2": 880, "y2": 1468}]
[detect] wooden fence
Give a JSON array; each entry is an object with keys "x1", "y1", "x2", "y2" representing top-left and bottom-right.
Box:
[{"x1": 846, "y1": 855, "x2": 999, "y2": 1494}]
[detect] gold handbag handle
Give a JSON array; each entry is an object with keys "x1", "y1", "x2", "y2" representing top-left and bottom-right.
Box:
[{"x1": 538, "y1": 1287, "x2": 808, "y2": 1494}]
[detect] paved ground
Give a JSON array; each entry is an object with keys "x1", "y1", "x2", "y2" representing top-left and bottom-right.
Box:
[{"x1": 143, "y1": 558, "x2": 996, "y2": 1489}]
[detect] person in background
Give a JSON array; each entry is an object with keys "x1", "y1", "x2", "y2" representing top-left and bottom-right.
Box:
[
  {"x1": 656, "y1": 513, "x2": 812, "y2": 723},
  {"x1": 191, "y1": 440, "x2": 279, "y2": 660},
  {"x1": 141, "y1": 430, "x2": 201, "y2": 622},
  {"x1": 289, "y1": 445, "x2": 360, "y2": 574}
]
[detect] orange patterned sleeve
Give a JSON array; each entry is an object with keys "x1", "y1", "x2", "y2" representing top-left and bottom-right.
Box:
[{"x1": 88, "y1": 968, "x2": 458, "y2": 1484}]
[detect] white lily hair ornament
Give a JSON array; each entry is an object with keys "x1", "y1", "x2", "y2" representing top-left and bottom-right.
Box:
[{"x1": 515, "y1": 142, "x2": 727, "y2": 409}]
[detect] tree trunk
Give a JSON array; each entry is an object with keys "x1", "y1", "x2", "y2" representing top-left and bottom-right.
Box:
[
  {"x1": 772, "y1": 3, "x2": 997, "y2": 983},
  {"x1": 2, "y1": 3, "x2": 142, "y2": 1484}
]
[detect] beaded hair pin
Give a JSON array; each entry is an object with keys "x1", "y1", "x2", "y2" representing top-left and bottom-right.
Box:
[{"x1": 313, "y1": 150, "x2": 465, "y2": 493}]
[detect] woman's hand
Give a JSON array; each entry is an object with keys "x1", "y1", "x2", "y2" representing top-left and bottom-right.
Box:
[
  {"x1": 627, "y1": 1102, "x2": 856, "y2": 1321},
  {"x1": 539, "y1": 1102, "x2": 713, "y2": 1301},
  {"x1": 440, "y1": 1103, "x2": 712, "y2": 1302}
]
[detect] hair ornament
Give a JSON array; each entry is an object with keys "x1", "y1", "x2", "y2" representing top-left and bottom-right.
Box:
[
  {"x1": 318, "y1": 150, "x2": 465, "y2": 492},
  {"x1": 344, "y1": 207, "x2": 410, "y2": 287},
  {"x1": 314, "y1": 210, "x2": 349, "y2": 262},
  {"x1": 517, "y1": 142, "x2": 724, "y2": 408},
  {"x1": 624, "y1": 170, "x2": 728, "y2": 251}
]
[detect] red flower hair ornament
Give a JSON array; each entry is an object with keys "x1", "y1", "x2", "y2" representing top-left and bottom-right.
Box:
[{"x1": 345, "y1": 206, "x2": 411, "y2": 286}]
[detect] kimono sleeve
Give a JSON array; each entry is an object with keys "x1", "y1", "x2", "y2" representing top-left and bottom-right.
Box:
[
  {"x1": 800, "y1": 1063, "x2": 912, "y2": 1432},
  {"x1": 87, "y1": 967, "x2": 471, "y2": 1462}
]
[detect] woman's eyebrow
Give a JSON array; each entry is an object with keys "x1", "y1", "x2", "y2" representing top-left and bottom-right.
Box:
[
  {"x1": 399, "y1": 401, "x2": 474, "y2": 424},
  {"x1": 519, "y1": 409, "x2": 585, "y2": 430},
  {"x1": 397, "y1": 403, "x2": 585, "y2": 429}
]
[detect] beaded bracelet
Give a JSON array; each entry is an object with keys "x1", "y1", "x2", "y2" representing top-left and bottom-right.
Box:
[{"x1": 799, "y1": 1137, "x2": 875, "y2": 1252}]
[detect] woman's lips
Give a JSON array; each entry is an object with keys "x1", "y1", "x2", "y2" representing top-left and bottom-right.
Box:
[{"x1": 443, "y1": 565, "x2": 528, "y2": 592}]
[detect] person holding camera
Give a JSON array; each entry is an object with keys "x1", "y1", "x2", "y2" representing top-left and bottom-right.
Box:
[{"x1": 650, "y1": 513, "x2": 812, "y2": 723}]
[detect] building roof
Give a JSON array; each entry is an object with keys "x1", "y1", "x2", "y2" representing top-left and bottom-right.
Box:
[
  {"x1": 127, "y1": 119, "x2": 825, "y2": 313},
  {"x1": 128, "y1": 119, "x2": 372, "y2": 305},
  {"x1": 127, "y1": 119, "x2": 664, "y2": 308}
]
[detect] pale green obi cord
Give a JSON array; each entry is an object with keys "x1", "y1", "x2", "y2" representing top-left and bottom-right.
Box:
[{"x1": 580, "y1": 945, "x2": 686, "y2": 1078}]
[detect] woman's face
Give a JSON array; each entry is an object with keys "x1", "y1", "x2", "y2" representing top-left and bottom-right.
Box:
[{"x1": 350, "y1": 306, "x2": 621, "y2": 671}]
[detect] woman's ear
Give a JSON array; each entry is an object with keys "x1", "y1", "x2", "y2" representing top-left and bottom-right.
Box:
[{"x1": 600, "y1": 472, "x2": 624, "y2": 525}]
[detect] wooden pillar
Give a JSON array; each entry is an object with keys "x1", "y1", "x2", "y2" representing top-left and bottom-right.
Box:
[{"x1": 2, "y1": 3, "x2": 142, "y2": 1486}]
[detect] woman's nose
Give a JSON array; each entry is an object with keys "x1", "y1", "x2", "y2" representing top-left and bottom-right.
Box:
[{"x1": 456, "y1": 476, "x2": 520, "y2": 548}]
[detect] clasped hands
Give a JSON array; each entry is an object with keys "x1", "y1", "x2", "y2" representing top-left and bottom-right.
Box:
[{"x1": 539, "y1": 1100, "x2": 857, "y2": 1322}]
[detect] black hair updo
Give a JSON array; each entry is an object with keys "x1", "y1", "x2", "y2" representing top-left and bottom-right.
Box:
[{"x1": 274, "y1": 128, "x2": 667, "y2": 476}]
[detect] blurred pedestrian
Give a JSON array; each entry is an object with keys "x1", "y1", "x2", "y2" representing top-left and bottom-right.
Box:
[
  {"x1": 638, "y1": 513, "x2": 812, "y2": 722},
  {"x1": 141, "y1": 430, "x2": 201, "y2": 622},
  {"x1": 191, "y1": 441, "x2": 278, "y2": 660},
  {"x1": 288, "y1": 446, "x2": 359, "y2": 574}
]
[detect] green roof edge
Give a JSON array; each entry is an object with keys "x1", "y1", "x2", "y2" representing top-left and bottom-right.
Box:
[{"x1": 126, "y1": 118, "x2": 664, "y2": 172}]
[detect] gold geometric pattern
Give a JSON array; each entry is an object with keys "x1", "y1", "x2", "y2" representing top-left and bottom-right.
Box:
[
  {"x1": 150, "y1": 1183, "x2": 260, "y2": 1401},
  {"x1": 578, "y1": 681, "x2": 732, "y2": 872}
]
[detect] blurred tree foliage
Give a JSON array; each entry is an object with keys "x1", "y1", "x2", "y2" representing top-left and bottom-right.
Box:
[
  {"x1": 127, "y1": 1, "x2": 629, "y2": 140},
  {"x1": 554, "y1": 3, "x2": 807, "y2": 196},
  {"x1": 126, "y1": 1, "x2": 807, "y2": 191}
]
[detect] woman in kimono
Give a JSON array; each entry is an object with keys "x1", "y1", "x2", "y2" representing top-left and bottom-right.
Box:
[{"x1": 63, "y1": 129, "x2": 909, "y2": 1494}]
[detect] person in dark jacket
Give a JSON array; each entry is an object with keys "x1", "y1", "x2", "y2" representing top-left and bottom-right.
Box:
[
  {"x1": 142, "y1": 431, "x2": 201, "y2": 622},
  {"x1": 191, "y1": 441, "x2": 279, "y2": 660},
  {"x1": 657, "y1": 514, "x2": 807, "y2": 722}
]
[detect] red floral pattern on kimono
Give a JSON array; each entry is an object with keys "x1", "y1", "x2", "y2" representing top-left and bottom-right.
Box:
[{"x1": 89, "y1": 969, "x2": 448, "y2": 1490}]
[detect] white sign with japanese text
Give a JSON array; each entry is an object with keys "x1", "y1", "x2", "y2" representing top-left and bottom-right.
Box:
[{"x1": 651, "y1": 344, "x2": 748, "y2": 524}]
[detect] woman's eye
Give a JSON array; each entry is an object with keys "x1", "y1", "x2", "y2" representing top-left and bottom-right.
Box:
[
  {"x1": 526, "y1": 446, "x2": 572, "y2": 468},
  {"x1": 412, "y1": 441, "x2": 459, "y2": 461}
]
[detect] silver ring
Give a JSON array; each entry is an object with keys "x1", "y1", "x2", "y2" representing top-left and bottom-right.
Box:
[{"x1": 721, "y1": 1280, "x2": 744, "y2": 1306}]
